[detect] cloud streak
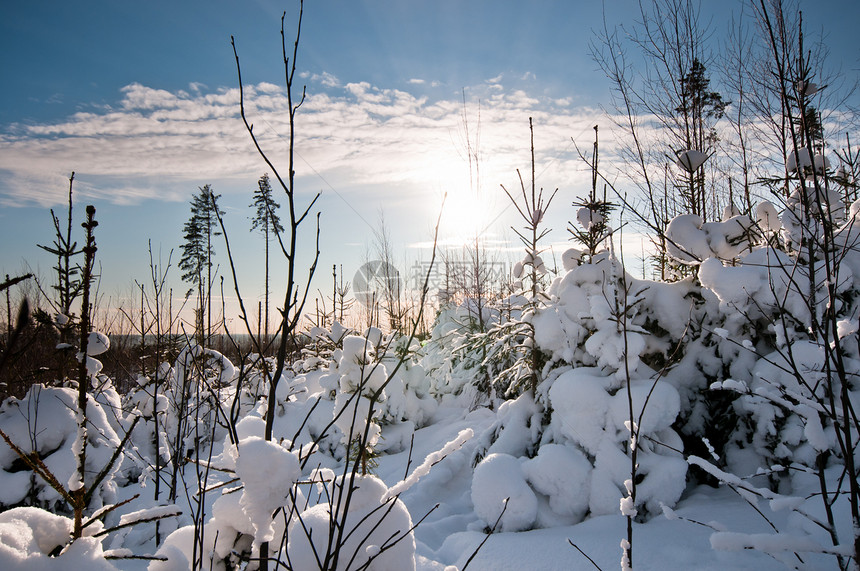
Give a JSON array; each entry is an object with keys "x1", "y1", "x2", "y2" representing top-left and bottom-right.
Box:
[{"x1": 0, "y1": 76, "x2": 607, "y2": 211}]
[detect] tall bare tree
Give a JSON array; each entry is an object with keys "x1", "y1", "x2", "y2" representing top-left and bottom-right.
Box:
[
  {"x1": 250, "y1": 173, "x2": 284, "y2": 341},
  {"x1": 232, "y1": 1, "x2": 320, "y2": 445}
]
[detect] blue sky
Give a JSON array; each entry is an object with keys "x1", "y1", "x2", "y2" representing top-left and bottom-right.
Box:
[{"x1": 2, "y1": 0, "x2": 858, "y2": 331}]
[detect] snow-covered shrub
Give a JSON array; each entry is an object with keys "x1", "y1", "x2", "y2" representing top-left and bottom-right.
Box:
[
  {"x1": 475, "y1": 392, "x2": 542, "y2": 459},
  {"x1": 152, "y1": 419, "x2": 426, "y2": 571},
  {"x1": 569, "y1": 196, "x2": 615, "y2": 263},
  {"x1": 547, "y1": 368, "x2": 686, "y2": 518},
  {"x1": 287, "y1": 474, "x2": 416, "y2": 571},
  {"x1": 301, "y1": 321, "x2": 354, "y2": 371},
  {"x1": 444, "y1": 300, "x2": 503, "y2": 402},
  {"x1": 121, "y1": 372, "x2": 171, "y2": 486},
  {"x1": 468, "y1": 249, "x2": 697, "y2": 528},
  {"x1": 421, "y1": 304, "x2": 490, "y2": 403},
  {"x1": 114, "y1": 345, "x2": 242, "y2": 512},
  {"x1": 234, "y1": 436, "x2": 301, "y2": 547},
  {"x1": 319, "y1": 333, "x2": 390, "y2": 471},
  {"x1": 475, "y1": 290, "x2": 552, "y2": 400},
  {"x1": 428, "y1": 273, "x2": 550, "y2": 407},
  {"x1": 0, "y1": 385, "x2": 121, "y2": 511},
  {"x1": 235, "y1": 353, "x2": 278, "y2": 406},
  {"x1": 376, "y1": 333, "x2": 438, "y2": 431},
  {"x1": 676, "y1": 185, "x2": 860, "y2": 481},
  {"x1": 312, "y1": 328, "x2": 436, "y2": 469},
  {"x1": 665, "y1": 213, "x2": 754, "y2": 264},
  {"x1": 0, "y1": 506, "x2": 118, "y2": 570},
  {"x1": 165, "y1": 345, "x2": 237, "y2": 459},
  {"x1": 654, "y1": 115, "x2": 860, "y2": 564},
  {"x1": 534, "y1": 249, "x2": 701, "y2": 391},
  {"x1": 471, "y1": 453, "x2": 537, "y2": 532},
  {"x1": 152, "y1": 428, "x2": 303, "y2": 569},
  {"x1": 522, "y1": 443, "x2": 591, "y2": 524}
]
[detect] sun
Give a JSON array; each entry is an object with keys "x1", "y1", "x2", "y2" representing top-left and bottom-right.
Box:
[{"x1": 439, "y1": 187, "x2": 496, "y2": 246}]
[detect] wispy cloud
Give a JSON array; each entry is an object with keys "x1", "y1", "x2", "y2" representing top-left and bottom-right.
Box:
[
  {"x1": 0, "y1": 77, "x2": 608, "y2": 211},
  {"x1": 309, "y1": 71, "x2": 340, "y2": 88}
]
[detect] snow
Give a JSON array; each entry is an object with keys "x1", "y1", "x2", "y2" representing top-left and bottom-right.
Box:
[
  {"x1": 786, "y1": 148, "x2": 830, "y2": 174},
  {"x1": 547, "y1": 369, "x2": 611, "y2": 455},
  {"x1": 0, "y1": 385, "x2": 121, "y2": 511},
  {"x1": 606, "y1": 379, "x2": 680, "y2": 436},
  {"x1": 86, "y1": 331, "x2": 111, "y2": 356},
  {"x1": 561, "y1": 247, "x2": 583, "y2": 270},
  {"x1": 577, "y1": 206, "x2": 605, "y2": 230},
  {"x1": 522, "y1": 444, "x2": 591, "y2": 521},
  {"x1": 676, "y1": 148, "x2": 708, "y2": 172},
  {"x1": 287, "y1": 475, "x2": 416, "y2": 571},
  {"x1": 233, "y1": 436, "x2": 301, "y2": 546},
  {"x1": 710, "y1": 531, "x2": 852, "y2": 556},
  {"x1": 755, "y1": 201, "x2": 781, "y2": 233},
  {"x1": 471, "y1": 453, "x2": 537, "y2": 532},
  {"x1": 0, "y1": 507, "x2": 117, "y2": 570},
  {"x1": 438, "y1": 485, "x2": 801, "y2": 570},
  {"x1": 117, "y1": 505, "x2": 182, "y2": 527},
  {"x1": 0, "y1": 337, "x2": 852, "y2": 571},
  {"x1": 666, "y1": 215, "x2": 753, "y2": 264},
  {"x1": 384, "y1": 428, "x2": 473, "y2": 500}
]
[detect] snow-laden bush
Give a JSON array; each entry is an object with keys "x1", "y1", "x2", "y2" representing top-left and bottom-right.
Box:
[
  {"x1": 288, "y1": 474, "x2": 416, "y2": 571},
  {"x1": 318, "y1": 332, "x2": 391, "y2": 470},
  {"x1": 656, "y1": 152, "x2": 860, "y2": 566},
  {"x1": 421, "y1": 303, "x2": 503, "y2": 405},
  {"x1": 377, "y1": 333, "x2": 438, "y2": 428},
  {"x1": 121, "y1": 372, "x2": 171, "y2": 485},
  {"x1": 119, "y1": 346, "x2": 241, "y2": 498},
  {"x1": 665, "y1": 213, "x2": 753, "y2": 264},
  {"x1": 522, "y1": 444, "x2": 591, "y2": 524},
  {"x1": 547, "y1": 368, "x2": 686, "y2": 518},
  {"x1": 152, "y1": 425, "x2": 304, "y2": 569},
  {"x1": 465, "y1": 250, "x2": 697, "y2": 529},
  {"x1": 314, "y1": 329, "x2": 438, "y2": 466},
  {"x1": 673, "y1": 189, "x2": 860, "y2": 483},
  {"x1": 471, "y1": 453, "x2": 537, "y2": 532},
  {"x1": 301, "y1": 321, "x2": 354, "y2": 371},
  {"x1": 0, "y1": 506, "x2": 118, "y2": 570},
  {"x1": 700, "y1": 250, "x2": 860, "y2": 478},
  {"x1": 168, "y1": 346, "x2": 236, "y2": 449},
  {"x1": 0, "y1": 385, "x2": 121, "y2": 511},
  {"x1": 433, "y1": 241, "x2": 555, "y2": 406},
  {"x1": 151, "y1": 411, "x2": 434, "y2": 571}
]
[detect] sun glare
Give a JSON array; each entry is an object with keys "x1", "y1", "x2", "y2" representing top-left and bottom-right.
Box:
[{"x1": 439, "y1": 188, "x2": 496, "y2": 247}]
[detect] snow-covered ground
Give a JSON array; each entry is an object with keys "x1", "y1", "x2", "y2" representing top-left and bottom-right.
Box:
[
  {"x1": 377, "y1": 404, "x2": 831, "y2": 570},
  {"x1": 0, "y1": 388, "x2": 840, "y2": 570}
]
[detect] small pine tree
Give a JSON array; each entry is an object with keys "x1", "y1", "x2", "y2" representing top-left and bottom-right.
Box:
[
  {"x1": 674, "y1": 58, "x2": 727, "y2": 221},
  {"x1": 569, "y1": 195, "x2": 615, "y2": 263},
  {"x1": 569, "y1": 126, "x2": 616, "y2": 264},
  {"x1": 36, "y1": 173, "x2": 83, "y2": 380},
  {"x1": 179, "y1": 185, "x2": 224, "y2": 345}
]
